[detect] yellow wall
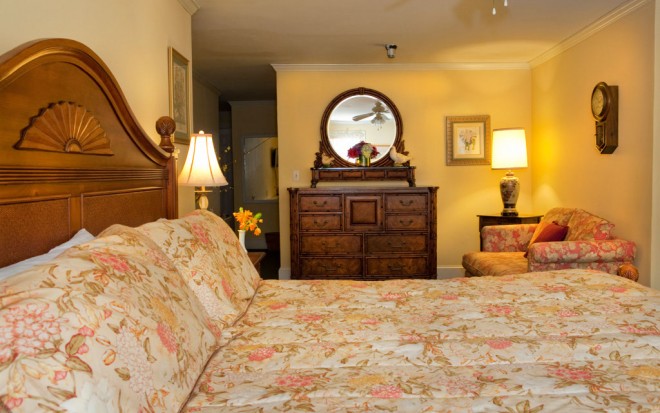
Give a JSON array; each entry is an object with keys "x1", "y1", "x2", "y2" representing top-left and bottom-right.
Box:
[
  {"x1": 0, "y1": 0, "x2": 195, "y2": 215},
  {"x1": 276, "y1": 69, "x2": 532, "y2": 278},
  {"x1": 531, "y1": 1, "x2": 655, "y2": 285}
]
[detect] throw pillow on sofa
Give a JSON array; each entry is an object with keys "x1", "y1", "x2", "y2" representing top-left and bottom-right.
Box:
[{"x1": 524, "y1": 221, "x2": 569, "y2": 258}]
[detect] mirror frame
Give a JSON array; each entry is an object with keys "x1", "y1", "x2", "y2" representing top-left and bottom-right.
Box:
[{"x1": 318, "y1": 87, "x2": 405, "y2": 168}]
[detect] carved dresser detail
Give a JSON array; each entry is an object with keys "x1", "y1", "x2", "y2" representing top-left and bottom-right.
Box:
[{"x1": 288, "y1": 186, "x2": 438, "y2": 280}]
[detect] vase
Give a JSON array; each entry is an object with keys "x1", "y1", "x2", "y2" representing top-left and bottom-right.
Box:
[
  {"x1": 358, "y1": 155, "x2": 370, "y2": 167},
  {"x1": 238, "y1": 229, "x2": 247, "y2": 251}
]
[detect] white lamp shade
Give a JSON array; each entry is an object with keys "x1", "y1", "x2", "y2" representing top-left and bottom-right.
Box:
[
  {"x1": 178, "y1": 131, "x2": 228, "y2": 187},
  {"x1": 491, "y1": 128, "x2": 528, "y2": 170}
]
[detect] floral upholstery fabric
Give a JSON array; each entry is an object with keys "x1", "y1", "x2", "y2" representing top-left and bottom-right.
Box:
[
  {"x1": 182, "y1": 270, "x2": 660, "y2": 412},
  {"x1": 106, "y1": 210, "x2": 261, "y2": 336},
  {"x1": 565, "y1": 208, "x2": 615, "y2": 241},
  {"x1": 481, "y1": 224, "x2": 537, "y2": 252},
  {"x1": 466, "y1": 208, "x2": 635, "y2": 277},
  {"x1": 0, "y1": 230, "x2": 218, "y2": 412}
]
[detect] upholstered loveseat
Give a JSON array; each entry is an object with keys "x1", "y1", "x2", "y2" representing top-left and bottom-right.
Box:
[{"x1": 462, "y1": 207, "x2": 637, "y2": 278}]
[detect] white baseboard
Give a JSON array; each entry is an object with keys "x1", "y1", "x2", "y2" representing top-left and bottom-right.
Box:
[
  {"x1": 278, "y1": 267, "x2": 291, "y2": 280},
  {"x1": 277, "y1": 266, "x2": 464, "y2": 280},
  {"x1": 437, "y1": 266, "x2": 465, "y2": 279}
]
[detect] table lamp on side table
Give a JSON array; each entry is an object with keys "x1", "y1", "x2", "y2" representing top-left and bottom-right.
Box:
[
  {"x1": 491, "y1": 128, "x2": 528, "y2": 217},
  {"x1": 178, "y1": 131, "x2": 228, "y2": 210}
]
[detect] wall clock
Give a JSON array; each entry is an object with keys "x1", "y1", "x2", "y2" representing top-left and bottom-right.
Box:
[{"x1": 590, "y1": 82, "x2": 618, "y2": 154}]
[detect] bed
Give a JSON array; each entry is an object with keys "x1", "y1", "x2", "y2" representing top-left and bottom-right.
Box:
[{"x1": 0, "y1": 39, "x2": 659, "y2": 413}]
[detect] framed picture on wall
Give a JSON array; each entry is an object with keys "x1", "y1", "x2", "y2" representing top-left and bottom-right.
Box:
[
  {"x1": 446, "y1": 115, "x2": 491, "y2": 166},
  {"x1": 169, "y1": 47, "x2": 191, "y2": 144}
]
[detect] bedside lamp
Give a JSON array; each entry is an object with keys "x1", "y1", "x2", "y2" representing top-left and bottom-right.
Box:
[
  {"x1": 178, "y1": 131, "x2": 227, "y2": 210},
  {"x1": 491, "y1": 128, "x2": 528, "y2": 216}
]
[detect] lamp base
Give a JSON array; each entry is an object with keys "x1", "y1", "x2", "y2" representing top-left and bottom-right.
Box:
[
  {"x1": 195, "y1": 187, "x2": 212, "y2": 210},
  {"x1": 500, "y1": 170, "x2": 520, "y2": 217}
]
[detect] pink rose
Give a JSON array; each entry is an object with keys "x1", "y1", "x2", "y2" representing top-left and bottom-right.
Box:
[
  {"x1": 370, "y1": 384, "x2": 403, "y2": 399},
  {"x1": 557, "y1": 309, "x2": 579, "y2": 318},
  {"x1": 78, "y1": 326, "x2": 95, "y2": 337},
  {"x1": 76, "y1": 343, "x2": 89, "y2": 355},
  {"x1": 248, "y1": 347, "x2": 275, "y2": 361},
  {"x1": 486, "y1": 339, "x2": 512, "y2": 350},
  {"x1": 53, "y1": 370, "x2": 68, "y2": 382}
]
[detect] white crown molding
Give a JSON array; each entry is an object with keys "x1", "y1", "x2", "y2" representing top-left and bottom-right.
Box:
[
  {"x1": 530, "y1": 0, "x2": 650, "y2": 67},
  {"x1": 272, "y1": 62, "x2": 530, "y2": 72},
  {"x1": 178, "y1": 0, "x2": 199, "y2": 16}
]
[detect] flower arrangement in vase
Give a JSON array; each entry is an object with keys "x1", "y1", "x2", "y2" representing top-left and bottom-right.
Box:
[
  {"x1": 233, "y1": 207, "x2": 263, "y2": 250},
  {"x1": 347, "y1": 141, "x2": 379, "y2": 166}
]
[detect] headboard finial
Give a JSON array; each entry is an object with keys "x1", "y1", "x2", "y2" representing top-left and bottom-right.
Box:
[{"x1": 156, "y1": 116, "x2": 176, "y2": 153}]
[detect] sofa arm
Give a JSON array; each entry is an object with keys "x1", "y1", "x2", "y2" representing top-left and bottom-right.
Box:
[
  {"x1": 527, "y1": 239, "x2": 636, "y2": 265},
  {"x1": 481, "y1": 224, "x2": 538, "y2": 252}
]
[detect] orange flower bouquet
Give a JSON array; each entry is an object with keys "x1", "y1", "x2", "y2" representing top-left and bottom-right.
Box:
[{"x1": 233, "y1": 207, "x2": 263, "y2": 236}]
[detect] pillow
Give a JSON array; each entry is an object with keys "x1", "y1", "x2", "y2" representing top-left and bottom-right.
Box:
[
  {"x1": 0, "y1": 229, "x2": 94, "y2": 281},
  {"x1": 524, "y1": 221, "x2": 568, "y2": 257},
  {"x1": 103, "y1": 210, "x2": 261, "y2": 336},
  {"x1": 0, "y1": 229, "x2": 218, "y2": 412},
  {"x1": 565, "y1": 208, "x2": 614, "y2": 241}
]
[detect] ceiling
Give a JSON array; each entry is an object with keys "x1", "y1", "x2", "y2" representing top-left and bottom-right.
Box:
[{"x1": 191, "y1": 0, "x2": 633, "y2": 102}]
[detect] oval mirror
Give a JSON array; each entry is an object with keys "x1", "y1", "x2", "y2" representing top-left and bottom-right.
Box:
[{"x1": 319, "y1": 87, "x2": 403, "y2": 167}]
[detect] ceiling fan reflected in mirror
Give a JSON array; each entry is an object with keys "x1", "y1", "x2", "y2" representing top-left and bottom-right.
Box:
[{"x1": 352, "y1": 100, "x2": 390, "y2": 128}]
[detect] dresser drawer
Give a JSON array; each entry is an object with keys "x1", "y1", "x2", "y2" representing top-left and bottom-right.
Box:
[
  {"x1": 301, "y1": 234, "x2": 361, "y2": 254},
  {"x1": 301, "y1": 258, "x2": 362, "y2": 277},
  {"x1": 385, "y1": 194, "x2": 428, "y2": 212},
  {"x1": 300, "y1": 214, "x2": 342, "y2": 231},
  {"x1": 366, "y1": 257, "x2": 428, "y2": 276},
  {"x1": 365, "y1": 234, "x2": 427, "y2": 253},
  {"x1": 385, "y1": 214, "x2": 428, "y2": 230},
  {"x1": 299, "y1": 195, "x2": 342, "y2": 212}
]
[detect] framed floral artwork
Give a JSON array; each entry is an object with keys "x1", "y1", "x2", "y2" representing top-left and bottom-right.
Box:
[
  {"x1": 446, "y1": 115, "x2": 491, "y2": 166},
  {"x1": 169, "y1": 47, "x2": 191, "y2": 144}
]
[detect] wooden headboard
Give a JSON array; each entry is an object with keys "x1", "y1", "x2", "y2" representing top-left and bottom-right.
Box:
[{"x1": 0, "y1": 38, "x2": 178, "y2": 267}]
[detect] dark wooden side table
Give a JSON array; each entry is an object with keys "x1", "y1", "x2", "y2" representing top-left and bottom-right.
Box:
[
  {"x1": 248, "y1": 251, "x2": 266, "y2": 275},
  {"x1": 477, "y1": 214, "x2": 543, "y2": 251}
]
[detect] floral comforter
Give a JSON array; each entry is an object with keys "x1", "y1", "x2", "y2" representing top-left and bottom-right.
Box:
[{"x1": 184, "y1": 270, "x2": 660, "y2": 412}]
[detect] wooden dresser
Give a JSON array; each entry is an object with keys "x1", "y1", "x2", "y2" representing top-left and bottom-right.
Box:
[{"x1": 288, "y1": 187, "x2": 438, "y2": 280}]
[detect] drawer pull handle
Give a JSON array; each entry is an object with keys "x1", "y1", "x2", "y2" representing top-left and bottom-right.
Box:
[
  {"x1": 399, "y1": 199, "x2": 414, "y2": 207},
  {"x1": 386, "y1": 241, "x2": 405, "y2": 249},
  {"x1": 319, "y1": 263, "x2": 343, "y2": 272},
  {"x1": 399, "y1": 219, "x2": 414, "y2": 226},
  {"x1": 388, "y1": 265, "x2": 404, "y2": 271},
  {"x1": 314, "y1": 219, "x2": 329, "y2": 227},
  {"x1": 313, "y1": 200, "x2": 328, "y2": 207}
]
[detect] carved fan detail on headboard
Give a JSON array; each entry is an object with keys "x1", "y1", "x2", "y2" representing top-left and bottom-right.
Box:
[{"x1": 15, "y1": 101, "x2": 113, "y2": 155}]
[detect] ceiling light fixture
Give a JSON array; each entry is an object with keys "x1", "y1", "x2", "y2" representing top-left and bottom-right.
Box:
[
  {"x1": 385, "y1": 44, "x2": 397, "y2": 59},
  {"x1": 492, "y1": 0, "x2": 508, "y2": 15},
  {"x1": 371, "y1": 112, "x2": 387, "y2": 129}
]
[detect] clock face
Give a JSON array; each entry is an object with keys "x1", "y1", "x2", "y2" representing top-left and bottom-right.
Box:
[{"x1": 591, "y1": 83, "x2": 608, "y2": 120}]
